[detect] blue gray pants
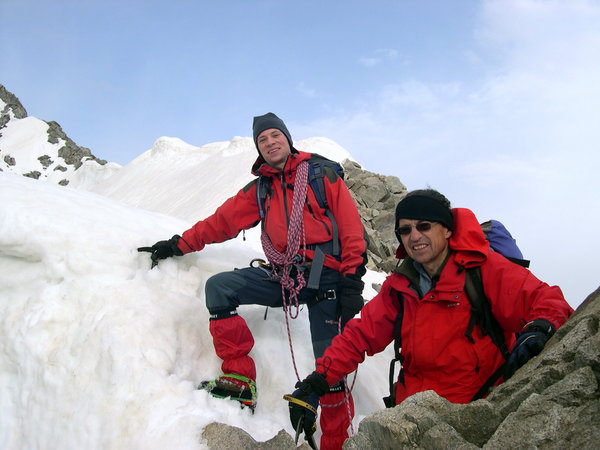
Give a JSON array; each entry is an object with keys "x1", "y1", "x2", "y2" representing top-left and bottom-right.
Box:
[
  {"x1": 205, "y1": 265, "x2": 342, "y2": 359},
  {"x1": 205, "y1": 264, "x2": 353, "y2": 447}
]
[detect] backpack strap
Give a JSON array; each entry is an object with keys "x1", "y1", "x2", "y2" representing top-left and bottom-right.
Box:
[
  {"x1": 464, "y1": 267, "x2": 510, "y2": 358},
  {"x1": 256, "y1": 174, "x2": 271, "y2": 222},
  {"x1": 307, "y1": 159, "x2": 341, "y2": 257},
  {"x1": 383, "y1": 291, "x2": 404, "y2": 408},
  {"x1": 464, "y1": 266, "x2": 511, "y2": 401},
  {"x1": 306, "y1": 245, "x2": 326, "y2": 290},
  {"x1": 470, "y1": 360, "x2": 506, "y2": 401}
]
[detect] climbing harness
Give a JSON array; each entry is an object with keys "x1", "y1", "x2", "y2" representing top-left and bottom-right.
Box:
[{"x1": 258, "y1": 160, "x2": 357, "y2": 437}]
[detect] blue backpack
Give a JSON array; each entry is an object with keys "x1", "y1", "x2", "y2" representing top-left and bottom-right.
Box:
[{"x1": 481, "y1": 220, "x2": 530, "y2": 268}]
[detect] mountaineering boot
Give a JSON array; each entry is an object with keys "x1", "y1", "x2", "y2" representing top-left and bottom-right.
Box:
[{"x1": 198, "y1": 374, "x2": 257, "y2": 410}]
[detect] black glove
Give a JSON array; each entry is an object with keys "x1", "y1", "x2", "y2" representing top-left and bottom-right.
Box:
[
  {"x1": 285, "y1": 372, "x2": 329, "y2": 443},
  {"x1": 504, "y1": 319, "x2": 555, "y2": 379},
  {"x1": 339, "y1": 275, "x2": 365, "y2": 327},
  {"x1": 137, "y1": 235, "x2": 183, "y2": 267}
]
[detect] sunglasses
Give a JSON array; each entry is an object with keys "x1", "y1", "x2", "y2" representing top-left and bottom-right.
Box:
[{"x1": 395, "y1": 222, "x2": 434, "y2": 240}]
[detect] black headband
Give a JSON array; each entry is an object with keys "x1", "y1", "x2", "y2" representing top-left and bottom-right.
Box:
[{"x1": 395, "y1": 195, "x2": 454, "y2": 230}]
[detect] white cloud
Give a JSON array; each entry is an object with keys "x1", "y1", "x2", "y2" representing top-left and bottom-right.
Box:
[
  {"x1": 357, "y1": 48, "x2": 399, "y2": 67},
  {"x1": 375, "y1": 48, "x2": 399, "y2": 59},
  {"x1": 295, "y1": 81, "x2": 317, "y2": 98},
  {"x1": 358, "y1": 57, "x2": 381, "y2": 67}
]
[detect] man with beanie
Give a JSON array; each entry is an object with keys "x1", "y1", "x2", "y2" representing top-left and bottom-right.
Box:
[
  {"x1": 287, "y1": 188, "x2": 573, "y2": 447},
  {"x1": 139, "y1": 112, "x2": 367, "y2": 450}
]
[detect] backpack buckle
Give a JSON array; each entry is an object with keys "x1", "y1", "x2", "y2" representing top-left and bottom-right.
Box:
[{"x1": 324, "y1": 289, "x2": 337, "y2": 300}]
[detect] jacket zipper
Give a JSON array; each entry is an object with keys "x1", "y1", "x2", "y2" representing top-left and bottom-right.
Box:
[
  {"x1": 305, "y1": 199, "x2": 332, "y2": 236},
  {"x1": 281, "y1": 172, "x2": 290, "y2": 226}
]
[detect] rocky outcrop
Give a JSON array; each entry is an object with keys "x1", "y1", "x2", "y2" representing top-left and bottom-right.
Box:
[
  {"x1": 0, "y1": 84, "x2": 107, "y2": 183},
  {"x1": 201, "y1": 423, "x2": 311, "y2": 449},
  {"x1": 46, "y1": 120, "x2": 107, "y2": 169},
  {"x1": 192, "y1": 287, "x2": 599, "y2": 449},
  {"x1": 343, "y1": 286, "x2": 600, "y2": 449},
  {"x1": 343, "y1": 159, "x2": 407, "y2": 273},
  {"x1": 0, "y1": 84, "x2": 28, "y2": 125}
]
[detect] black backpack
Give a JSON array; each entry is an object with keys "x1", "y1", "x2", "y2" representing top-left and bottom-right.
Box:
[
  {"x1": 255, "y1": 153, "x2": 344, "y2": 289},
  {"x1": 383, "y1": 220, "x2": 528, "y2": 407}
]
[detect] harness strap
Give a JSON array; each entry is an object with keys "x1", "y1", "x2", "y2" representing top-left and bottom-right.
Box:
[
  {"x1": 325, "y1": 209, "x2": 341, "y2": 256},
  {"x1": 306, "y1": 246, "x2": 325, "y2": 290}
]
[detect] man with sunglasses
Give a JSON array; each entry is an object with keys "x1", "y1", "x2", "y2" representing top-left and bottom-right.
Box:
[{"x1": 287, "y1": 188, "x2": 573, "y2": 444}]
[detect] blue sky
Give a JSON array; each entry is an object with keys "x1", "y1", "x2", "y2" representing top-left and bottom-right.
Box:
[
  {"x1": 2, "y1": 0, "x2": 600, "y2": 306},
  {"x1": 2, "y1": 0, "x2": 481, "y2": 165}
]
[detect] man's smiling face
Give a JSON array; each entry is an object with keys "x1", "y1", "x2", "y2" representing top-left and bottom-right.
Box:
[
  {"x1": 398, "y1": 219, "x2": 452, "y2": 275},
  {"x1": 257, "y1": 128, "x2": 291, "y2": 170}
]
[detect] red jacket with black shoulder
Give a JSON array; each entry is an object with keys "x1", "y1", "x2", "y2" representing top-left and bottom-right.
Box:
[
  {"x1": 315, "y1": 207, "x2": 573, "y2": 404},
  {"x1": 177, "y1": 150, "x2": 367, "y2": 277}
]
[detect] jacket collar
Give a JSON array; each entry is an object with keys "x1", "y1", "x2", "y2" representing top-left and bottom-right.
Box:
[{"x1": 251, "y1": 148, "x2": 309, "y2": 177}]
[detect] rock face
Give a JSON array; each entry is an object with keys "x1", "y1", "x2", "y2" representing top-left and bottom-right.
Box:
[
  {"x1": 47, "y1": 120, "x2": 107, "y2": 169},
  {"x1": 343, "y1": 286, "x2": 600, "y2": 450},
  {"x1": 0, "y1": 84, "x2": 27, "y2": 123},
  {"x1": 342, "y1": 159, "x2": 408, "y2": 273},
  {"x1": 201, "y1": 423, "x2": 311, "y2": 450},
  {"x1": 192, "y1": 287, "x2": 599, "y2": 449}
]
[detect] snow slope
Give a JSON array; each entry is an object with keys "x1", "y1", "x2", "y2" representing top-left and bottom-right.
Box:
[{"x1": 0, "y1": 172, "x2": 390, "y2": 449}]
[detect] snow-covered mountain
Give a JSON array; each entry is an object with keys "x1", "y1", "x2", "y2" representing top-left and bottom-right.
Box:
[
  {"x1": 0, "y1": 84, "x2": 118, "y2": 187},
  {"x1": 0, "y1": 86, "x2": 390, "y2": 449},
  {"x1": 87, "y1": 135, "x2": 355, "y2": 223}
]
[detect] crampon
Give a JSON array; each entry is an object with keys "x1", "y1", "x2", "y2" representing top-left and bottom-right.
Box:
[{"x1": 198, "y1": 374, "x2": 257, "y2": 411}]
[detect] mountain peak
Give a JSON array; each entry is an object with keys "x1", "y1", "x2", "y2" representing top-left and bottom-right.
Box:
[{"x1": 0, "y1": 83, "x2": 107, "y2": 185}]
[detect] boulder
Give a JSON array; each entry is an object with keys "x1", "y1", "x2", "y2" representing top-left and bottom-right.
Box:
[
  {"x1": 341, "y1": 286, "x2": 600, "y2": 449},
  {"x1": 342, "y1": 159, "x2": 407, "y2": 273}
]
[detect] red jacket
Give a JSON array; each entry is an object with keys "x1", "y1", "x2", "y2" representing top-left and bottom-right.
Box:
[
  {"x1": 316, "y1": 207, "x2": 573, "y2": 404},
  {"x1": 177, "y1": 150, "x2": 366, "y2": 276}
]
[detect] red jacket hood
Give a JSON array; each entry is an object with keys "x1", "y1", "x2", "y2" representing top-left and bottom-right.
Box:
[{"x1": 395, "y1": 207, "x2": 489, "y2": 268}]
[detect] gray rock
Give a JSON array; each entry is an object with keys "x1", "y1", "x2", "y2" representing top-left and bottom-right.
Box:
[
  {"x1": 23, "y1": 170, "x2": 41, "y2": 179},
  {"x1": 0, "y1": 84, "x2": 28, "y2": 122},
  {"x1": 339, "y1": 286, "x2": 600, "y2": 450},
  {"x1": 38, "y1": 154, "x2": 53, "y2": 169},
  {"x1": 47, "y1": 120, "x2": 107, "y2": 169},
  {"x1": 4, "y1": 154, "x2": 15, "y2": 166},
  {"x1": 201, "y1": 423, "x2": 310, "y2": 449},
  {"x1": 342, "y1": 159, "x2": 407, "y2": 273}
]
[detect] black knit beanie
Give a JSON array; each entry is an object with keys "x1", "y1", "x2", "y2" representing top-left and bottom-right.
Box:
[
  {"x1": 252, "y1": 112, "x2": 293, "y2": 151},
  {"x1": 395, "y1": 192, "x2": 454, "y2": 231}
]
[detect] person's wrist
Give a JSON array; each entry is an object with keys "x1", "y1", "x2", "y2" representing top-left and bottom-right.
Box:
[{"x1": 523, "y1": 319, "x2": 554, "y2": 337}]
